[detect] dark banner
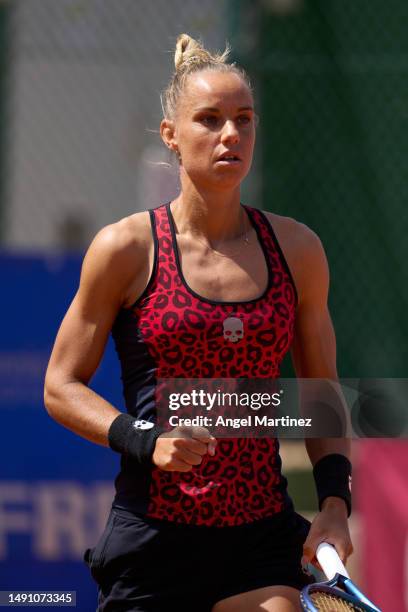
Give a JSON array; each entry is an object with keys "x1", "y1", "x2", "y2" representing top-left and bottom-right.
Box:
[
  {"x1": 0, "y1": 252, "x2": 120, "y2": 611},
  {"x1": 156, "y1": 377, "x2": 408, "y2": 438}
]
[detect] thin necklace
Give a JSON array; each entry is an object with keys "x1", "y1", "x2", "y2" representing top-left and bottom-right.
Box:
[{"x1": 190, "y1": 206, "x2": 250, "y2": 258}]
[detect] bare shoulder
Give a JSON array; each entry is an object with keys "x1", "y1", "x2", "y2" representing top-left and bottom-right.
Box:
[
  {"x1": 262, "y1": 210, "x2": 329, "y2": 300},
  {"x1": 263, "y1": 210, "x2": 323, "y2": 254},
  {"x1": 88, "y1": 210, "x2": 151, "y2": 258},
  {"x1": 80, "y1": 210, "x2": 153, "y2": 307}
]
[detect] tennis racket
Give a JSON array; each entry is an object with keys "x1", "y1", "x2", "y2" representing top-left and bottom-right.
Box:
[{"x1": 300, "y1": 542, "x2": 382, "y2": 611}]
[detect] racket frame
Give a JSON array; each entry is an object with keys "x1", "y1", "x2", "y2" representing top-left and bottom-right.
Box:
[{"x1": 300, "y1": 572, "x2": 382, "y2": 612}]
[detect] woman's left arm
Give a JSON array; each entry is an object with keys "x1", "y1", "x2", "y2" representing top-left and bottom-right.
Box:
[{"x1": 289, "y1": 225, "x2": 353, "y2": 568}]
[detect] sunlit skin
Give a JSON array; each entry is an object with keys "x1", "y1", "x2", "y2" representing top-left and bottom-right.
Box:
[{"x1": 160, "y1": 70, "x2": 256, "y2": 245}]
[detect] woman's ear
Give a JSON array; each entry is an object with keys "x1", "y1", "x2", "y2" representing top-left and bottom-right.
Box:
[{"x1": 160, "y1": 118, "x2": 178, "y2": 153}]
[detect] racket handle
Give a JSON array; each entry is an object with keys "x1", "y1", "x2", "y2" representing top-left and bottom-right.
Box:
[{"x1": 316, "y1": 542, "x2": 350, "y2": 580}]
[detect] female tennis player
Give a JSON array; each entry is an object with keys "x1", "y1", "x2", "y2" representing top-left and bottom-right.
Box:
[{"x1": 44, "y1": 34, "x2": 353, "y2": 612}]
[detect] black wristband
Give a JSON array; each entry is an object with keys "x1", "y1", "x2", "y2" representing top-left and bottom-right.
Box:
[
  {"x1": 108, "y1": 413, "x2": 164, "y2": 465},
  {"x1": 313, "y1": 453, "x2": 352, "y2": 517}
]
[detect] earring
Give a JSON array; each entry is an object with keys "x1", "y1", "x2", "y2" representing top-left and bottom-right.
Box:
[
  {"x1": 166, "y1": 144, "x2": 181, "y2": 162},
  {"x1": 172, "y1": 146, "x2": 182, "y2": 162}
]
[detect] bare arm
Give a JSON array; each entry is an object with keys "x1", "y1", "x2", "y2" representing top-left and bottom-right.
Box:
[
  {"x1": 288, "y1": 224, "x2": 353, "y2": 563},
  {"x1": 44, "y1": 221, "x2": 145, "y2": 447},
  {"x1": 290, "y1": 226, "x2": 350, "y2": 472},
  {"x1": 44, "y1": 216, "x2": 216, "y2": 468}
]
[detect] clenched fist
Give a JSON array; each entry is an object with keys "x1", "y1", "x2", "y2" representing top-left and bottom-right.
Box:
[{"x1": 152, "y1": 425, "x2": 217, "y2": 472}]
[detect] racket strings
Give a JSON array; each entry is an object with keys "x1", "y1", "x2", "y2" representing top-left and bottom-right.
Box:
[{"x1": 311, "y1": 591, "x2": 365, "y2": 611}]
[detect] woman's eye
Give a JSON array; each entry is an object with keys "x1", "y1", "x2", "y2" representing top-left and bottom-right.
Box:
[
  {"x1": 201, "y1": 115, "x2": 218, "y2": 125},
  {"x1": 237, "y1": 115, "x2": 251, "y2": 125},
  {"x1": 199, "y1": 115, "x2": 252, "y2": 127}
]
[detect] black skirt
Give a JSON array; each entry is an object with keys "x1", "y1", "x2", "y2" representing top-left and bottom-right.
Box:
[{"x1": 84, "y1": 506, "x2": 314, "y2": 612}]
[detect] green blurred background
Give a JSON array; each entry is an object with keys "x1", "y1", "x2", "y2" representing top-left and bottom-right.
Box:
[{"x1": 229, "y1": 0, "x2": 407, "y2": 381}]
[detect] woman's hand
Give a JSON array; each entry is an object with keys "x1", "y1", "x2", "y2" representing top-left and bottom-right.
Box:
[
  {"x1": 152, "y1": 425, "x2": 217, "y2": 472},
  {"x1": 301, "y1": 497, "x2": 353, "y2": 570}
]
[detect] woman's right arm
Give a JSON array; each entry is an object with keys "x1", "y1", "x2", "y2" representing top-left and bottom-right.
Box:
[
  {"x1": 44, "y1": 217, "x2": 216, "y2": 467},
  {"x1": 44, "y1": 221, "x2": 144, "y2": 447}
]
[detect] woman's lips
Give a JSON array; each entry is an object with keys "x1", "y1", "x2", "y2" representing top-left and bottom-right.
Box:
[
  {"x1": 215, "y1": 157, "x2": 242, "y2": 165},
  {"x1": 216, "y1": 152, "x2": 242, "y2": 162},
  {"x1": 217, "y1": 160, "x2": 241, "y2": 164}
]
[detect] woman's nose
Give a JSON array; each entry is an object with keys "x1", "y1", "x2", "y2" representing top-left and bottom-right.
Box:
[{"x1": 221, "y1": 120, "x2": 240, "y2": 144}]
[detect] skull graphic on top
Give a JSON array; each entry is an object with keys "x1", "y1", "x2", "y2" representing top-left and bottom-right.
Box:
[{"x1": 222, "y1": 317, "x2": 244, "y2": 343}]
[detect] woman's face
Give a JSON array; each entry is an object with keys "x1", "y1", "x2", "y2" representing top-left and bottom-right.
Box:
[{"x1": 164, "y1": 70, "x2": 256, "y2": 192}]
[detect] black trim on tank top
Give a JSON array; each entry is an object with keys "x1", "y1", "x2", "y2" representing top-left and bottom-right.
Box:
[
  {"x1": 166, "y1": 201, "x2": 274, "y2": 306},
  {"x1": 126, "y1": 208, "x2": 159, "y2": 311},
  {"x1": 255, "y1": 209, "x2": 299, "y2": 307}
]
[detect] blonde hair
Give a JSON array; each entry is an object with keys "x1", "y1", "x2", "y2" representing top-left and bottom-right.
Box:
[{"x1": 161, "y1": 33, "x2": 253, "y2": 120}]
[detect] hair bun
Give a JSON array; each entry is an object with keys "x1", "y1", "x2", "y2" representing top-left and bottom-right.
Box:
[
  {"x1": 162, "y1": 34, "x2": 251, "y2": 121},
  {"x1": 174, "y1": 33, "x2": 206, "y2": 70}
]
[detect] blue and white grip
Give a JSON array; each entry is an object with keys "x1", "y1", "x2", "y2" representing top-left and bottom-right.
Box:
[
  {"x1": 316, "y1": 542, "x2": 382, "y2": 612},
  {"x1": 316, "y1": 542, "x2": 349, "y2": 580}
]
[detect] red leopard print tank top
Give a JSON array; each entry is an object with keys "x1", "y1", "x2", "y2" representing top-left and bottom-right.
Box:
[{"x1": 111, "y1": 202, "x2": 297, "y2": 526}]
